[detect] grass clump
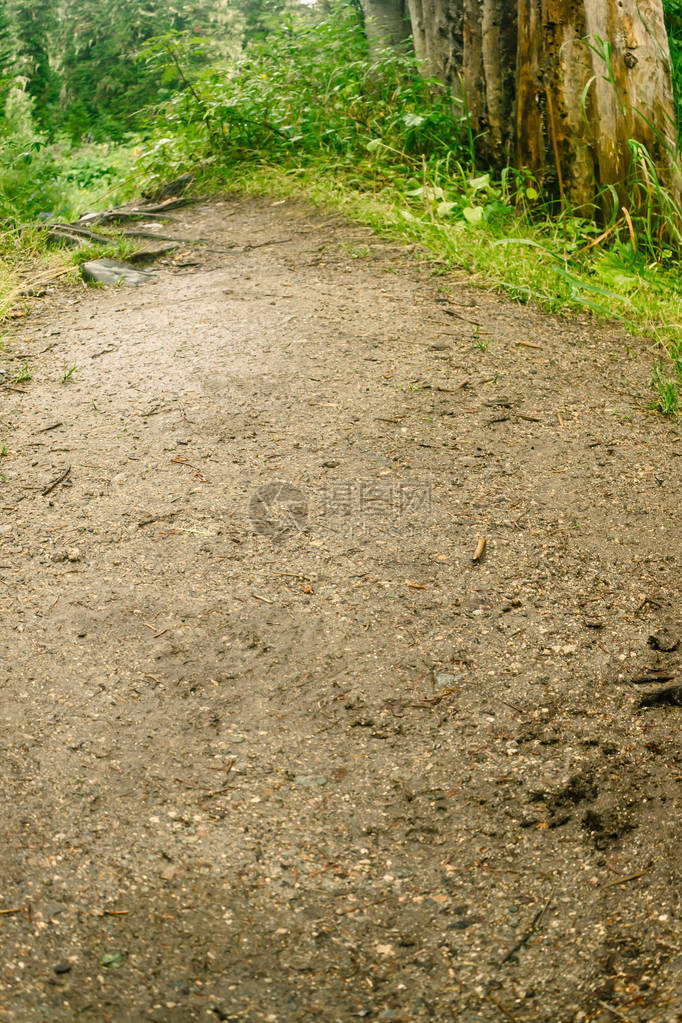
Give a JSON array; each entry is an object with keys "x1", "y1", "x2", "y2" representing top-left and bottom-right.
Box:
[{"x1": 11, "y1": 361, "x2": 32, "y2": 383}]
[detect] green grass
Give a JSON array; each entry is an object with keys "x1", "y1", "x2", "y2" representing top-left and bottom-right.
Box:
[
  {"x1": 11, "y1": 361, "x2": 33, "y2": 383},
  {"x1": 0, "y1": 133, "x2": 139, "y2": 318},
  {"x1": 0, "y1": 145, "x2": 144, "y2": 320}
]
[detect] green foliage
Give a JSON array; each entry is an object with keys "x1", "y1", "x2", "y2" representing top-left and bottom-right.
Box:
[
  {"x1": 664, "y1": 0, "x2": 682, "y2": 132},
  {"x1": 0, "y1": 0, "x2": 238, "y2": 141},
  {"x1": 650, "y1": 339, "x2": 682, "y2": 415},
  {"x1": 0, "y1": 86, "x2": 60, "y2": 219},
  {"x1": 0, "y1": 81, "x2": 136, "y2": 222},
  {"x1": 9, "y1": 0, "x2": 58, "y2": 112},
  {"x1": 58, "y1": 141, "x2": 133, "y2": 192},
  {"x1": 55, "y1": 0, "x2": 233, "y2": 140},
  {"x1": 138, "y1": 4, "x2": 467, "y2": 189},
  {"x1": 0, "y1": 1, "x2": 15, "y2": 101},
  {"x1": 240, "y1": 0, "x2": 294, "y2": 43}
]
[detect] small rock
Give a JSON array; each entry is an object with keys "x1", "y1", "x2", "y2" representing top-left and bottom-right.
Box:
[
  {"x1": 317, "y1": 878, "x2": 345, "y2": 893},
  {"x1": 448, "y1": 917, "x2": 476, "y2": 930},
  {"x1": 53, "y1": 963, "x2": 71, "y2": 975},
  {"x1": 294, "y1": 774, "x2": 327, "y2": 789},
  {"x1": 100, "y1": 951, "x2": 127, "y2": 969},
  {"x1": 42, "y1": 901, "x2": 66, "y2": 919},
  {"x1": 66, "y1": 548, "x2": 81, "y2": 563},
  {"x1": 648, "y1": 625, "x2": 679, "y2": 653},
  {"x1": 81, "y1": 259, "x2": 153, "y2": 287},
  {"x1": 170, "y1": 980, "x2": 190, "y2": 995}
]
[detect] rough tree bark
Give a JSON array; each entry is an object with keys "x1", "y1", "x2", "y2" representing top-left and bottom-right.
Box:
[
  {"x1": 462, "y1": 0, "x2": 517, "y2": 164},
  {"x1": 360, "y1": 0, "x2": 413, "y2": 51},
  {"x1": 516, "y1": 0, "x2": 680, "y2": 211},
  {"x1": 405, "y1": 0, "x2": 463, "y2": 90},
  {"x1": 377, "y1": 0, "x2": 681, "y2": 213}
]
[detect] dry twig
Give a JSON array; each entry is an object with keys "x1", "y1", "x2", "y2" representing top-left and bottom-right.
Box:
[{"x1": 42, "y1": 465, "x2": 71, "y2": 496}]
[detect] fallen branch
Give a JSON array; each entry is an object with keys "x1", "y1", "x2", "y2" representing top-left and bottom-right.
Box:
[{"x1": 601, "y1": 862, "x2": 652, "y2": 889}]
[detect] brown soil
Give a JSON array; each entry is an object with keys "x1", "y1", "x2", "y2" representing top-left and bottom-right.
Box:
[{"x1": 1, "y1": 196, "x2": 681, "y2": 1023}]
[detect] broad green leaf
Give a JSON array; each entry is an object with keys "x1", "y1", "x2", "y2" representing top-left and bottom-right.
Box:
[
  {"x1": 463, "y1": 206, "x2": 484, "y2": 225},
  {"x1": 468, "y1": 174, "x2": 490, "y2": 193}
]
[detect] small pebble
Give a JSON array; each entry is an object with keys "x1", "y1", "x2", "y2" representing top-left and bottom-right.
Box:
[{"x1": 294, "y1": 774, "x2": 327, "y2": 788}]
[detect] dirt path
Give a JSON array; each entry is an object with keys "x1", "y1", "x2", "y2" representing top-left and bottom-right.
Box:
[{"x1": 1, "y1": 197, "x2": 681, "y2": 1023}]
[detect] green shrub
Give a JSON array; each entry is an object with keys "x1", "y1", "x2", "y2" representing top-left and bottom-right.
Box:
[
  {"x1": 0, "y1": 86, "x2": 62, "y2": 220},
  {"x1": 138, "y1": 6, "x2": 467, "y2": 182}
]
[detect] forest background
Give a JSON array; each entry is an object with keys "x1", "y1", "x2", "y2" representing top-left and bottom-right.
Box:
[{"x1": 1, "y1": 0, "x2": 682, "y2": 412}]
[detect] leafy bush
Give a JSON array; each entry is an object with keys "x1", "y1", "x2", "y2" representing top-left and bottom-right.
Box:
[
  {"x1": 59, "y1": 142, "x2": 131, "y2": 190},
  {"x1": 138, "y1": 5, "x2": 468, "y2": 183},
  {"x1": 0, "y1": 85, "x2": 137, "y2": 222},
  {"x1": 0, "y1": 86, "x2": 61, "y2": 220}
]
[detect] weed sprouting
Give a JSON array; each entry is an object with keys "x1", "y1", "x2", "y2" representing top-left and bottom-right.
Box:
[
  {"x1": 650, "y1": 339, "x2": 682, "y2": 413},
  {"x1": 12, "y1": 362, "x2": 32, "y2": 383},
  {"x1": 651, "y1": 363, "x2": 681, "y2": 414},
  {"x1": 475, "y1": 328, "x2": 490, "y2": 352}
]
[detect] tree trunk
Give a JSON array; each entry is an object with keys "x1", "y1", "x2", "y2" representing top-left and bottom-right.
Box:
[
  {"x1": 406, "y1": 0, "x2": 463, "y2": 91},
  {"x1": 361, "y1": 0, "x2": 413, "y2": 52},
  {"x1": 397, "y1": 0, "x2": 681, "y2": 215},
  {"x1": 516, "y1": 0, "x2": 680, "y2": 212},
  {"x1": 462, "y1": 0, "x2": 517, "y2": 164}
]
